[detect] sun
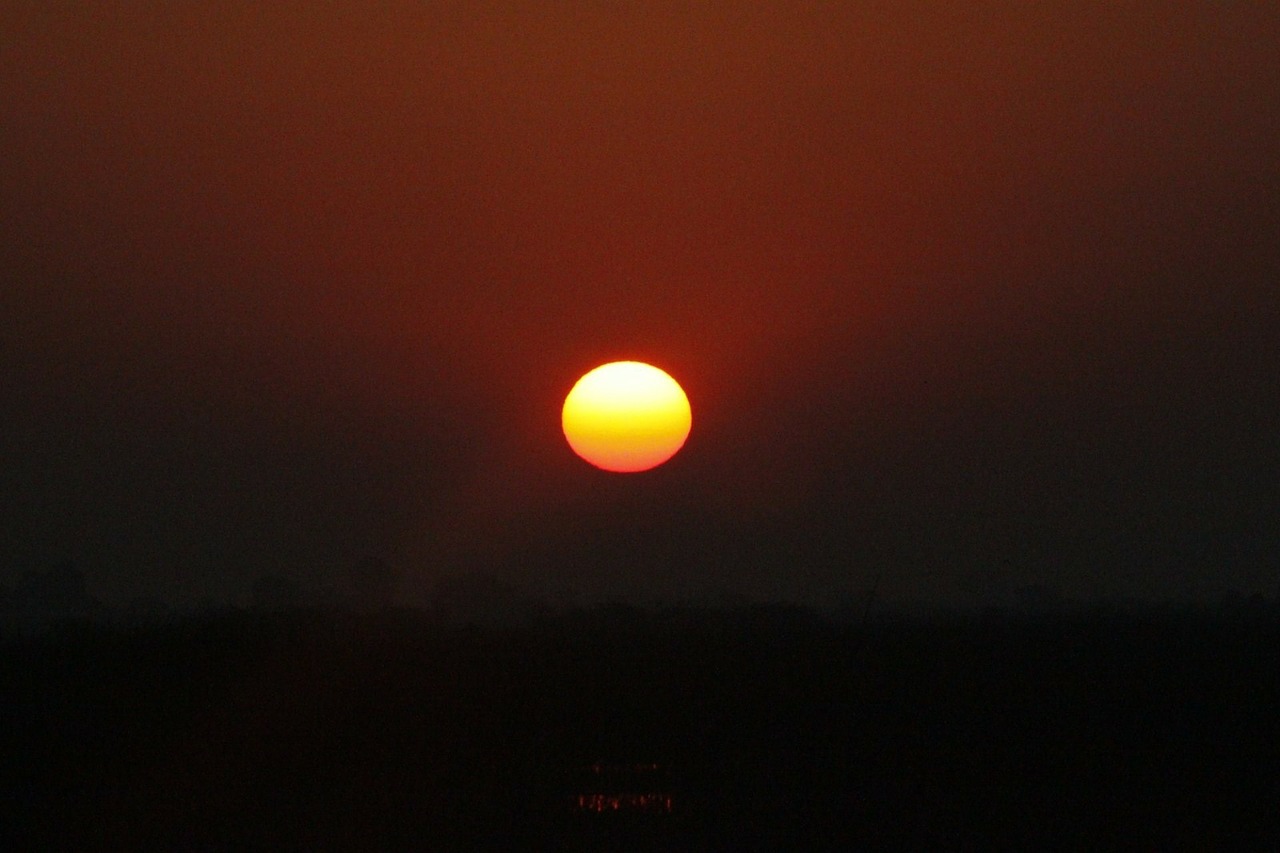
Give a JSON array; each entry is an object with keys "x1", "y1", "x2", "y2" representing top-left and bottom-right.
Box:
[{"x1": 562, "y1": 361, "x2": 692, "y2": 473}]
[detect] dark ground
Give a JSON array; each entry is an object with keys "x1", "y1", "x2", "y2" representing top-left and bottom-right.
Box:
[{"x1": 2, "y1": 603, "x2": 1277, "y2": 850}]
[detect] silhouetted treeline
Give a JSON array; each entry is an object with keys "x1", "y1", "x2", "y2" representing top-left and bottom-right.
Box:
[{"x1": 1, "y1": 604, "x2": 1277, "y2": 849}]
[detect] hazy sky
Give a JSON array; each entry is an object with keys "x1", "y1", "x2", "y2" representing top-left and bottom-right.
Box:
[{"x1": 3, "y1": 3, "x2": 1278, "y2": 607}]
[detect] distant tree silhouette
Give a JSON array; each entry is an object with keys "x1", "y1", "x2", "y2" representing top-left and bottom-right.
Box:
[
  {"x1": 123, "y1": 595, "x2": 174, "y2": 625},
  {"x1": 250, "y1": 571, "x2": 303, "y2": 611},
  {"x1": 1013, "y1": 582, "x2": 1065, "y2": 613},
  {"x1": 0, "y1": 561, "x2": 101, "y2": 630},
  {"x1": 429, "y1": 572, "x2": 544, "y2": 625},
  {"x1": 22, "y1": 561, "x2": 87, "y2": 604},
  {"x1": 345, "y1": 555, "x2": 400, "y2": 611}
]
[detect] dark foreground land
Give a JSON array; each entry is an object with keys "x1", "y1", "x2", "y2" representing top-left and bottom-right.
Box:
[{"x1": 2, "y1": 604, "x2": 1278, "y2": 850}]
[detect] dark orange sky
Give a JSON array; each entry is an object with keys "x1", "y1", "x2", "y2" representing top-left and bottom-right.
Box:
[{"x1": 3, "y1": 3, "x2": 1278, "y2": 607}]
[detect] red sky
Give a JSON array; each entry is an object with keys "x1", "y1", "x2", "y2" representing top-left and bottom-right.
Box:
[{"x1": 3, "y1": 3, "x2": 1278, "y2": 607}]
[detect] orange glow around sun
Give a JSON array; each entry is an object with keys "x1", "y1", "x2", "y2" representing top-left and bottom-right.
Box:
[{"x1": 562, "y1": 361, "x2": 692, "y2": 473}]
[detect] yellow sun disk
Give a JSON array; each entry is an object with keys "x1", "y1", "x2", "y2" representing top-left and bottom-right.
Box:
[{"x1": 562, "y1": 362, "x2": 691, "y2": 472}]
